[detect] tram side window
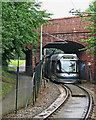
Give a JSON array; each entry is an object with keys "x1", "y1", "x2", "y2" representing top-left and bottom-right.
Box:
[
  {"x1": 51, "y1": 61, "x2": 56, "y2": 73},
  {"x1": 57, "y1": 60, "x2": 61, "y2": 73}
]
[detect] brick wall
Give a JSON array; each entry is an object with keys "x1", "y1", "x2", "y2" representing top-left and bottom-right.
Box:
[
  {"x1": 32, "y1": 15, "x2": 95, "y2": 81},
  {"x1": 43, "y1": 15, "x2": 91, "y2": 34}
]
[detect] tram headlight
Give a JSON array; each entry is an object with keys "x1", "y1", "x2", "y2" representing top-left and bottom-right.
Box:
[
  {"x1": 57, "y1": 73, "x2": 60, "y2": 76},
  {"x1": 77, "y1": 74, "x2": 79, "y2": 77}
]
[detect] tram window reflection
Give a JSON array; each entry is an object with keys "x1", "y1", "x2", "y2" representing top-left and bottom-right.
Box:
[
  {"x1": 60, "y1": 60, "x2": 76, "y2": 73},
  {"x1": 57, "y1": 60, "x2": 61, "y2": 73}
]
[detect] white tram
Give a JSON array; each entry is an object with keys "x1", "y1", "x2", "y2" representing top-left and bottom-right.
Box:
[{"x1": 43, "y1": 54, "x2": 79, "y2": 83}]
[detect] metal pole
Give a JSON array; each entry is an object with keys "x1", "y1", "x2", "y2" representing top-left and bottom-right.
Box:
[
  {"x1": 89, "y1": 65, "x2": 92, "y2": 82},
  {"x1": 15, "y1": 56, "x2": 19, "y2": 114},
  {"x1": 44, "y1": 48, "x2": 46, "y2": 56},
  {"x1": 40, "y1": 25, "x2": 42, "y2": 62},
  {"x1": 40, "y1": 25, "x2": 43, "y2": 87}
]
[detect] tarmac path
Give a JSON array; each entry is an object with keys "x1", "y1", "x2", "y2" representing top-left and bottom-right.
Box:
[{"x1": 1, "y1": 63, "x2": 32, "y2": 118}]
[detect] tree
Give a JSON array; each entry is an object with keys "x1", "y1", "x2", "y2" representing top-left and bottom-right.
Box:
[
  {"x1": 80, "y1": 0, "x2": 96, "y2": 57},
  {"x1": 43, "y1": 48, "x2": 64, "y2": 56},
  {"x1": 2, "y1": 1, "x2": 52, "y2": 66}
]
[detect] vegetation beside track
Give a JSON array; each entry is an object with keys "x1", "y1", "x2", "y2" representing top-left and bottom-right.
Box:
[
  {"x1": 1, "y1": 70, "x2": 16, "y2": 100},
  {"x1": 1, "y1": 60, "x2": 25, "y2": 99}
]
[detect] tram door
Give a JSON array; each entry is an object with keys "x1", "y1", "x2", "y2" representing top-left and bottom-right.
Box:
[{"x1": 79, "y1": 61, "x2": 87, "y2": 80}]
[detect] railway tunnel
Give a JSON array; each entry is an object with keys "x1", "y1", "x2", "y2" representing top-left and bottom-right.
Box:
[
  {"x1": 43, "y1": 40, "x2": 87, "y2": 80},
  {"x1": 43, "y1": 40, "x2": 85, "y2": 54}
]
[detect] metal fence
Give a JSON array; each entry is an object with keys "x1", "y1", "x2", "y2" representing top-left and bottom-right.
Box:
[
  {"x1": 33, "y1": 61, "x2": 42, "y2": 105},
  {"x1": 1, "y1": 61, "x2": 44, "y2": 117},
  {"x1": 25, "y1": 61, "x2": 43, "y2": 109}
]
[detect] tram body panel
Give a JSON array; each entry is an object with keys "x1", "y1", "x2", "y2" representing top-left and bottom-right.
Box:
[{"x1": 56, "y1": 73, "x2": 78, "y2": 83}]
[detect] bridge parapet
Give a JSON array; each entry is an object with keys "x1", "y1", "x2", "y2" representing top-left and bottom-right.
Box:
[{"x1": 43, "y1": 15, "x2": 91, "y2": 34}]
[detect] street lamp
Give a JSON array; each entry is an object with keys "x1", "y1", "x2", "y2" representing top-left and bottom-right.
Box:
[
  {"x1": 88, "y1": 62, "x2": 92, "y2": 82},
  {"x1": 88, "y1": 62, "x2": 91, "y2": 66}
]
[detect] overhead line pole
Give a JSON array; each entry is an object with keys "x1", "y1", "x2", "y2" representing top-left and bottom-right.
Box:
[
  {"x1": 40, "y1": 25, "x2": 42, "y2": 61},
  {"x1": 40, "y1": 25, "x2": 43, "y2": 87}
]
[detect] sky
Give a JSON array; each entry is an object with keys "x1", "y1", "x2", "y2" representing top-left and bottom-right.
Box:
[{"x1": 38, "y1": 0, "x2": 93, "y2": 19}]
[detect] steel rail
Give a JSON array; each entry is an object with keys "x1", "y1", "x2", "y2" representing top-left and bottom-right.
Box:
[
  {"x1": 49, "y1": 83, "x2": 93, "y2": 120},
  {"x1": 76, "y1": 85, "x2": 93, "y2": 120},
  {"x1": 34, "y1": 82, "x2": 92, "y2": 119},
  {"x1": 34, "y1": 84, "x2": 69, "y2": 119}
]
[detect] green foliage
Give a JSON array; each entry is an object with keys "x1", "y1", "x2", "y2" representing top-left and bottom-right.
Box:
[
  {"x1": 43, "y1": 48, "x2": 64, "y2": 56},
  {"x1": 2, "y1": 1, "x2": 52, "y2": 66},
  {"x1": 8, "y1": 67, "x2": 16, "y2": 71},
  {"x1": 80, "y1": 0, "x2": 96, "y2": 57}
]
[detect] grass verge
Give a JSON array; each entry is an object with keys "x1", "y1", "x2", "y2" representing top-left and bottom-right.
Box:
[
  {"x1": 1, "y1": 70, "x2": 16, "y2": 99},
  {"x1": 8, "y1": 67, "x2": 16, "y2": 71},
  {"x1": 9, "y1": 60, "x2": 25, "y2": 67}
]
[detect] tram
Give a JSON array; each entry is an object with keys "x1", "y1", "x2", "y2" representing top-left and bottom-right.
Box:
[{"x1": 43, "y1": 54, "x2": 79, "y2": 83}]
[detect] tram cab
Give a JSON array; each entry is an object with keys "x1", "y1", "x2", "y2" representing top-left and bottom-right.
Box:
[
  {"x1": 44, "y1": 54, "x2": 79, "y2": 83},
  {"x1": 55, "y1": 54, "x2": 79, "y2": 83}
]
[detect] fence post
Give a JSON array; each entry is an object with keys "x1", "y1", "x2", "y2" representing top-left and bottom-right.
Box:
[
  {"x1": 15, "y1": 57, "x2": 19, "y2": 114},
  {"x1": 35, "y1": 75, "x2": 37, "y2": 102},
  {"x1": 34, "y1": 57, "x2": 37, "y2": 101},
  {"x1": 33, "y1": 73, "x2": 36, "y2": 105},
  {"x1": 42, "y1": 60, "x2": 46, "y2": 88}
]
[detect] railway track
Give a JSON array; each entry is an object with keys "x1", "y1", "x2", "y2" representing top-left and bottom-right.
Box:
[{"x1": 34, "y1": 83, "x2": 93, "y2": 120}]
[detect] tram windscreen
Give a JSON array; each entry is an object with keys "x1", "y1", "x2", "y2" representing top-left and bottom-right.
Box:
[{"x1": 60, "y1": 60, "x2": 76, "y2": 73}]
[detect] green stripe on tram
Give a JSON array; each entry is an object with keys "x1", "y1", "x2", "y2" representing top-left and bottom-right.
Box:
[{"x1": 57, "y1": 76, "x2": 78, "y2": 79}]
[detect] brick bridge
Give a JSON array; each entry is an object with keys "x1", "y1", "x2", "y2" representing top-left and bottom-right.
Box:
[{"x1": 26, "y1": 15, "x2": 96, "y2": 81}]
